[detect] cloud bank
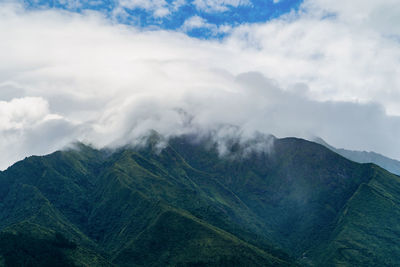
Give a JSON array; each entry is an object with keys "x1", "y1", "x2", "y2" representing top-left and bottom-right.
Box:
[{"x1": 0, "y1": 0, "x2": 400, "y2": 169}]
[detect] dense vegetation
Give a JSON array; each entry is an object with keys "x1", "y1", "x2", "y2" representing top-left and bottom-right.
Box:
[
  {"x1": 315, "y1": 137, "x2": 400, "y2": 175},
  {"x1": 0, "y1": 134, "x2": 399, "y2": 266}
]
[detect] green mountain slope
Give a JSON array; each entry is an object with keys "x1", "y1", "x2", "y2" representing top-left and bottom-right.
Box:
[
  {"x1": 113, "y1": 208, "x2": 288, "y2": 267},
  {"x1": 168, "y1": 136, "x2": 373, "y2": 255},
  {"x1": 0, "y1": 222, "x2": 110, "y2": 267},
  {"x1": 0, "y1": 134, "x2": 400, "y2": 266},
  {"x1": 314, "y1": 137, "x2": 400, "y2": 175},
  {"x1": 310, "y1": 166, "x2": 400, "y2": 266}
]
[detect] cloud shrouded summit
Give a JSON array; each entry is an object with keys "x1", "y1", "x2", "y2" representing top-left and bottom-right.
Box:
[{"x1": 0, "y1": 0, "x2": 400, "y2": 169}]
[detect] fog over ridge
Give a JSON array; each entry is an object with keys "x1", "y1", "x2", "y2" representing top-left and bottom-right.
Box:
[{"x1": 0, "y1": 2, "x2": 400, "y2": 169}]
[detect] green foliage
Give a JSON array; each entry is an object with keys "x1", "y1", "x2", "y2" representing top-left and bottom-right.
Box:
[
  {"x1": 310, "y1": 167, "x2": 400, "y2": 266},
  {"x1": 0, "y1": 231, "x2": 76, "y2": 267},
  {"x1": 114, "y1": 209, "x2": 292, "y2": 266},
  {"x1": 53, "y1": 232, "x2": 77, "y2": 249},
  {"x1": 315, "y1": 137, "x2": 400, "y2": 175},
  {"x1": 0, "y1": 135, "x2": 399, "y2": 266}
]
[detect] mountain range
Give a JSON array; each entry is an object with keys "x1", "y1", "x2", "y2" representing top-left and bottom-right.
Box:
[
  {"x1": 0, "y1": 134, "x2": 400, "y2": 266},
  {"x1": 314, "y1": 137, "x2": 400, "y2": 176}
]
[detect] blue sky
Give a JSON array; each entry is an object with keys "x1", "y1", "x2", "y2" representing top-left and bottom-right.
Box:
[
  {"x1": 22, "y1": 0, "x2": 303, "y2": 38},
  {"x1": 1, "y1": 0, "x2": 400, "y2": 168}
]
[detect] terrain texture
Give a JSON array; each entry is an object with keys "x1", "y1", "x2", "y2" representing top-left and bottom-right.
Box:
[{"x1": 1, "y1": 134, "x2": 399, "y2": 266}]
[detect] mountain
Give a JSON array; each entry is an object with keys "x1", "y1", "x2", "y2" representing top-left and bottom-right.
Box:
[
  {"x1": 0, "y1": 134, "x2": 400, "y2": 266},
  {"x1": 314, "y1": 137, "x2": 400, "y2": 175}
]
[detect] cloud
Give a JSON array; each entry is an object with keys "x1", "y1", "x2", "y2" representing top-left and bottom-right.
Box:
[
  {"x1": 0, "y1": 97, "x2": 51, "y2": 131},
  {"x1": 181, "y1": 15, "x2": 232, "y2": 35},
  {"x1": 117, "y1": 0, "x2": 172, "y2": 17},
  {"x1": 0, "y1": 96, "x2": 78, "y2": 169},
  {"x1": 181, "y1": 15, "x2": 210, "y2": 30},
  {"x1": 192, "y1": 0, "x2": 251, "y2": 12},
  {"x1": 115, "y1": 0, "x2": 187, "y2": 18},
  {"x1": 0, "y1": 1, "x2": 400, "y2": 169},
  {"x1": 302, "y1": 0, "x2": 400, "y2": 37},
  {"x1": 226, "y1": 1, "x2": 400, "y2": 115},
  {"x1": 58, "y1": 0, "x2": 83, "y2": 10}
]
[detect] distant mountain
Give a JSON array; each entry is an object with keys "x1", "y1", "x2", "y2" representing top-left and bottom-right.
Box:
[
  {"x1": 314, "y1": 137, "x2": 400, "y2": 176},
  {"x1": 1, "y1": 134, "x2": 400, "y2": 266}
]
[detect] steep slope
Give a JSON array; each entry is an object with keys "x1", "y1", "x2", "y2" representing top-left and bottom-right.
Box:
[
  {"x1": 113, "y1": 208, "x2": 289, "y2": 267},
  {"x1": 0, "y1": 223, "x2": 110, "y2": 267},
  {"x1": 0, "y1": 146, "x2": 112, "y2": 266},
  {"x1": 314, "y1": 137, "x2": 400, "y2": 175},
  {"x1": 0, "y1": 139, "x2": 296, "y2": 266},
  {"x1": 169, "y1": 136, "x2": 373, "y2": 255},
  {"x1": 0, "y1": 134, "x2": 400, "y2": 266},
  {"x1": 310, "y1": 166, "x2": 400, "y2": 266}
]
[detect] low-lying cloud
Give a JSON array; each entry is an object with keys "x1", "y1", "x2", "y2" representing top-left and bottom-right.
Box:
[{"x1": 0, "y1": 1, "x2": 399, "y2": 169}]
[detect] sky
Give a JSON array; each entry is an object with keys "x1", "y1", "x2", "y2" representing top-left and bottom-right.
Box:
[
  {"x1": 22, "y1": 0, "x2": 303, "y2": 38},
  {"x1": 0, "y1": 0, "x2": 400, "y2": 169}
]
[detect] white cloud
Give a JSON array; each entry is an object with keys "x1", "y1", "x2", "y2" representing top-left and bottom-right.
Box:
[
  {"x1": 302, "y1": 0, "x2": 400, "y2": 37},
  {"x1": 193, "y1": 0, "x2": 251, "y2": 12},
  {"x1": 0, "y1": 97, "x2": 50, "y2": 131},
  {"x1": 115, "y1": 0, "x2": 186, "y2": 18},
  {"x1": 181, "y1": 15, "x2": 232, "y2": 35},
  {"x1": 172, "y1": 0, "x2": 187, "y2": 11},
  {"x1": 226, "y1": 0, "x2": 400, "y2": 115},
  {"x1": 58, "y1": 0, "x2": 83, "y2": 9},
  {"x1": 0, "y1": 1, "x2": 400, "y2": 169},
  {"x1": 182, "y1": 15, "x2": 209, "y2": 30},
  {"x1": 117, "y1": 0, "x2": 171, "y2": 17},
  {"x1": 0, "y1": 96, "x2": 75, "y2": 169}
]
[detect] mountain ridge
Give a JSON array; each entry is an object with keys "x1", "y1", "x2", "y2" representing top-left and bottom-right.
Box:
[
  {"x1": 0, "y1": 134, "x2": 399, "y2": 266},
  {"x1": 314, "y1": 137, "x2": 400, "y2": 176}
]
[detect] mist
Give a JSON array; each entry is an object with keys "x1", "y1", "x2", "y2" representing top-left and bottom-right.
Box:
[{"x1": 1, "y1": 2, "x2": 400, "y2": 169}]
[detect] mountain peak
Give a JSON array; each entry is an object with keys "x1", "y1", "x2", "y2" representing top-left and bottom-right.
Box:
[{"x1": 1, "y1": 135, "x2": 400, "y2": 266}]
